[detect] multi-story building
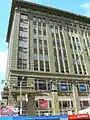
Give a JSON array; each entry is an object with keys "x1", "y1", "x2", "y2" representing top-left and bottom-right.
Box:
[{"x1": 2, "y1": 0, "x2": 90, "y2": 116}]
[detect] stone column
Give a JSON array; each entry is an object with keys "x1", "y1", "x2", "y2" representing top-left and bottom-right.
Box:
[
  {"x1": 51, "y1": 91, "x2": 59, "y2": 115},
  {"x1": 26, "y1": 94, "x2": 36, "y2": 116},
  {"x1": 51, "y1": 81, "x2": 59, "y2": 115},
  {"x1": 72, "y1": 82, "x2": 80, "y2": 113}
]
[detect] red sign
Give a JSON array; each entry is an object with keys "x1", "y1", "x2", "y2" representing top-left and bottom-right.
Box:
[
  {"x1": 39, "y1": 99, "x2": 48, "y2": 109},
  {"x1": 69, "y1": 114, "x2": 89, "y2": 119}
]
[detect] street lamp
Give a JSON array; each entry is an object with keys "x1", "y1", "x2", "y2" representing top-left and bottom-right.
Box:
[{"x1": 20, "y1": 76, "x2": 25, "y2": 116}]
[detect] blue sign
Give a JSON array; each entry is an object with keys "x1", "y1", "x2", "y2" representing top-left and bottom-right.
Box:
[
  {"x1": 79, "y1": 85, "x2": 86, "y2": 91},
  {"x1": 0, "y1": 115, "x2": 68, "y2": 120},
  {"x1": 60, "y1": 84, "x2": 68, "y2": 91},
  {"x1": 13, "y1": 115, "x2": 68, "y2": 120}
]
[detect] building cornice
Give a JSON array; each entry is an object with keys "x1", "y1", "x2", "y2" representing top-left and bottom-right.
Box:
[
  {"x1": 10, "y1": 69, "x2": 90, "y2": 81},
  {"x1": 6, "y1": 0, "x2": 90, "y2": 42}
]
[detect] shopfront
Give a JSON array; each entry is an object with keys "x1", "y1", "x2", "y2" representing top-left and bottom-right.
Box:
[{"x1": 68, "y1": 114, "x2": 90, "y2": 120}]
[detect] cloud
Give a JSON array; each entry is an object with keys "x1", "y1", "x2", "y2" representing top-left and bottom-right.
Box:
[
  {"x1": 0, "y1": 50, "x2": 7, "y2": 72},
  {"x1": 80, "y1": 2, "x2": 90, "y2": 16}
]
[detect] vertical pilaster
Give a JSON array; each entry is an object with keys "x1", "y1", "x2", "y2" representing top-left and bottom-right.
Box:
[
  {"x1": 51, "y1": 91, "x2": 59, "y2": 115},
  {"x1": 47, "y1": 20, "x2": 55, "y2": 72},
  {"x1": 11, "y1": 11, "x2": 20, "y2": 69},
  {"x1": 26, "y1": 94, "x2": 35, "y2": 116},
  {"x1": 29, "y1": 16, "x2": 34, "y2": 70},
  {"x1": 72, "y1": 82, "x2": 80, "y2": 113}
]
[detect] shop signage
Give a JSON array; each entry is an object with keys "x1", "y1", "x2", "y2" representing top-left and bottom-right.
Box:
[
  {"x1": 0, "y1": 106, "x2": 19, "y2": 116},
  {"x1": 61, "y1": 84, "x2": 68, "y2": 91},
  {"x1": 79, "y1": 85, "x2": 86, "y2": 91},
  {"x1": 68, "y1": 114, "x2": 89, "y2": 119},
  {"x1": 39, "y1": 99, "x2": 48, "y2": 109}
]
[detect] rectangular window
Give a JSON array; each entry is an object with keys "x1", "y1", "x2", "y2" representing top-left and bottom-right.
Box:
[
  {"x1": 34, "y1": 54, "x2": 38, "y2": 60},
  {"x1": 55, "y1": 60, "x2": 59, "y2": 72},
  {"x1": 17, "y1": 76, "x2": 27, "y2": 87},
  {"x1": 19, "y1": 36, "x2": 27, "y2": 42},
  {"x1": 34, "y1": 48, "x2": 37, "y2": 54},
  {"x1": 20, "y1": 27, "x2": 27, "y2": 32},
  {"x1": 63, "y1": 49, "x2": 66, "y2": 57},
  {"x1": 40, "y1": 61, "x2": 44, "y2": 71},
  {"x1": 54, "y1": 48, "x2": 57, "y2": 56},
  {"x1": 52, "y1": 39, "x2": 55, "y2": 46},
  {"x1": 20, "y1": 14, "x2": 28, "y2": 22},
  {"x1": 60, "y1": 60, "x2": 64, "y2": 73},
  {"x1": 18, "y1": 47, "x2": 27, "y2": 53},
  {"x1": 58, "y1": 81, "x2": 72, "y2": 91},
  {"x1": 63, "y1": 101, "x2": 70, "y2": 108},
  {"x1": 80, "y1": 101, "x2": 89, "y2": 109},
  {"x1": 19, "y1": 31, "x2": 28, "y2": 38},
  {"x1": 43, "y1": 29, "x2": 46, "y2": 35},
  {"x1": 19, "y1": 40, "x2": 27, "y2": 48},
  {"x1": 78, "y1": 84, "x2": 89, "y2": 92},
  {"x1": 45, "y1": 49, "x2": 48, "y2": 55},
  {"x1": 34, "y1": 60, "x2": 38, "y2": 71},
  {"x1": 39, "y1": 49, "x2": 43, "y2": 54},
  {"x1": 18, "y1": 58, "x2": 27, "y2": 69},
  {"x1": 35, "y1": 79, "x2": 51, "y2": 91},
  {"x1": 45, "y1": 61, "x2": 50, "y2": 71},
  {"x1": 64, "y1": 60, "x2": 69, "y2": 73},
  {"x1": 45, "y1": 55, "x2": 49, "y2": 61},
  {"x1": 33, "y1": 29, "x2": 37, "y2": 34}
]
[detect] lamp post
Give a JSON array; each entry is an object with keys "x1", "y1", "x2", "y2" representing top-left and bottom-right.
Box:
[
  {"x1": 20, "y1": 77, "x2": 25, "y2": 116},
  {"x1": 20, "y1": 80, "x2": 22, "y2": 116}
]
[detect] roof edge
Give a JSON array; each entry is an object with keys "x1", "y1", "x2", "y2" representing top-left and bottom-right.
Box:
[
  {"x1": 6, "y1": 0, "x2": 16, "y2": 42},
  {"x1": 6, "y1": 0, "x2": 90, "y2": 42}
]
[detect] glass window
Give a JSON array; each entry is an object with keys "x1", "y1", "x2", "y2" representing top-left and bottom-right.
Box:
[
  {"x1": 45, "y1": 55, "x2": 49, "y2": 61},
  {"x1": 19, "y1": 31, "x2": 28, "y2": 38},
  {"x1": 34, "y1": 60, "x2": 38, "y2": 71},
  {"x1": 33, "y1": 28, "x2": 37, "y2": 34},
  {"x1": 58, "y1": 81, "x2": 72, "y2": 91},
  {"x1": 63, "y1": 49, "x2": 66, "y2": 57},
  {"x1": 63, "y1": 101, "x2": 70, "y2": 108},
  {"x1": 78, "y1": 84, "x2": 89, "y2": 91},
  {"x1": 52, "y1": 39, "x2": 55, "y2": 46},
  {"x1": 43, "y1": 29, "x2": 46, "y2": 35},
  {"x1": 34, "y1": 48, "x2": 37, "y2": 54},
  {"x1": 19, "y1": 41, "x2": 27, "y2": 48},
  {"x1": 35, "y1": 101, "x2": 38, "y2": 108},
  {"x1": 40, "y1": 55, "x2": 43, "y2": 60},
  {"x1": 35, "y1": 79, "x2": 50, "y2": 90},
  {"x1": 18, "y1": 58, "x2": 27, "y2": 69},
  {"x1": 40, "y1": 61, "x2": 44, "y2": 71},
  {"x1": 80, "y1": 101, "x2": 89, "y2": 109},
  {"x1": 54, "y1": 48, "x2": 57, "y2": 56},
  {"x1": 45, "y1": 49, "x2": 48, "y2": 55},
  {"x1": 17, "y1": 76, "x2": 27, "y2": 86},
  {"x1": 20, "y1": 14, "x2": 28, "y2": 22},
  {"x1": 45, "y1": 61, "x2": 50, "y2": 71},
  {"x1": 34, "y1": 54, "x2": 38, "y2": 60}
]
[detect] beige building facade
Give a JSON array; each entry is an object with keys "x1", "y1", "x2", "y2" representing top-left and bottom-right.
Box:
[{"x1": 2, "y1": 0, "x2": 90, "y2": 116}]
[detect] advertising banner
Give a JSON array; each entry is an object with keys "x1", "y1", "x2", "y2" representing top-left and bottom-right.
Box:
[
  {"x1": 39, "y1": 100, "x2": 48, "y2": 109},
  {"x1": 68, "y1": 114, "x2": 89, "y2": 119},
  {"x1": 0, "y1": 106, "x2": 19, "y2": 117}
]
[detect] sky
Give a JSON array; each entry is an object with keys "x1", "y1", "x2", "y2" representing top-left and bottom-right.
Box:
[{"x1": 0, "y1": 0, "x2": 90, "y2": 94}]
